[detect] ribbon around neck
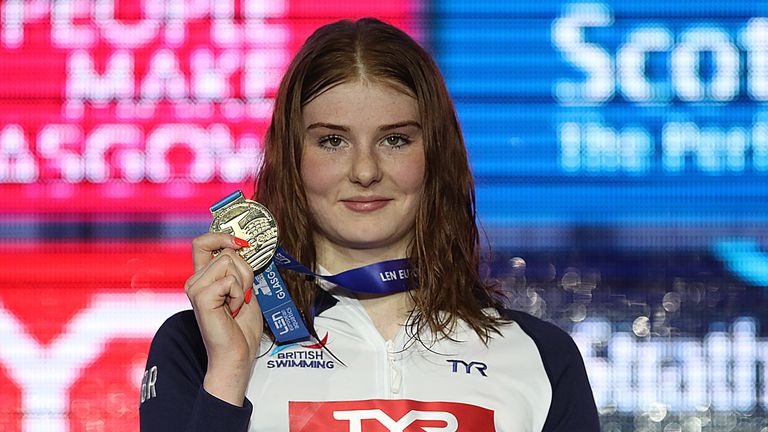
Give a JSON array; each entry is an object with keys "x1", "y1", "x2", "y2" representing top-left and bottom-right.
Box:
[{"x1": 274, "y1": 246, "x2": 411, "y2": 294}]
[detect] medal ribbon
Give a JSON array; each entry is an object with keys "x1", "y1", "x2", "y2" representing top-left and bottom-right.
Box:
[
  {"x1": 251, "y1": 261, "x2": 310, "y2": 343},
  {"x1": 274, "y1": 246, "x2": 411, "y2": 294},
  {"x1": 252, "y1": 252, "x2": 410, "y2": 344}
]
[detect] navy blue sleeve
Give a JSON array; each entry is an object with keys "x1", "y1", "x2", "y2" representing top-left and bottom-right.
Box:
[
  {"x1": 501, "y1": 310, "x2": 600, "y2": 432},
  {"x1": 139, "y1": 310, "x2": 253, "y2": 432}
]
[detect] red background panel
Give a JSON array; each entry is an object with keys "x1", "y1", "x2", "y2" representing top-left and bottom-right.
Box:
[{"x1": 0, "y1": 242, "x2": 190, "y2": 344}]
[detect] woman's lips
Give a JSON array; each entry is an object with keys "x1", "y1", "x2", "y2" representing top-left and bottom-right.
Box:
[{"x1": 341, "y1": 199, "x2": 391, "y2": 213}]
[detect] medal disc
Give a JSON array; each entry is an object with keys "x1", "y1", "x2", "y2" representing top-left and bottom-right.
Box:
[{"x1": 209, "y1": 200, "x2": 278, "y2": 274}]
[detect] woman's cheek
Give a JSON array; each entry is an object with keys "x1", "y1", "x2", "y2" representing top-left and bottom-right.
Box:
[
  {"x1": 392, "y1": 151, "x2": 426, "y2": 192},
  {"x1": 301, "y1": 152, "x2": 347, "y2": 207}
]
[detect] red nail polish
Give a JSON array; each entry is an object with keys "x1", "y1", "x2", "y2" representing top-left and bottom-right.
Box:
[
  {"x1": 231, "y1": 306, "x2": 241, "y2": 318},
  {"x1": 245, "y1": 288, "x2": 253, "y2": 304},
  {"x1": 233, "y1": 237, "x2": 250, "y2": 248}
]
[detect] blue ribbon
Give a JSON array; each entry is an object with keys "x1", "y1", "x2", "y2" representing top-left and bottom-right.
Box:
[
  {"x1": 257, "y1": 251, "x2": 410, "y2": 343},
  {"x1": 251, "y1": 262, "x2": 310, "y2": 343},
  {"x1": 273, "y1": 246, "x2": 411, "y2": 294}
]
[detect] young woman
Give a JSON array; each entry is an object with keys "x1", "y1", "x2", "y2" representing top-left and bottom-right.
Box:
[{"x1": 140, "y1": 18, "x2": 599, "y2": 432}]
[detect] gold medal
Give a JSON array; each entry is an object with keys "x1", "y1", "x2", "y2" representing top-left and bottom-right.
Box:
[{"x1": 209, "y1": 191, "x2": 278, "y2": 274}]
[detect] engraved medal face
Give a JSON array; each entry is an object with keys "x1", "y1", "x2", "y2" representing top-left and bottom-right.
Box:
[{"x1": 210, "y1": 200, "x2": 278, "y2": 274}]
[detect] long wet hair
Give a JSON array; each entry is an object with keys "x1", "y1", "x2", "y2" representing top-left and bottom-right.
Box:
[{"x1": 256, "y1": 18, "x2": 505, "y2": 343}]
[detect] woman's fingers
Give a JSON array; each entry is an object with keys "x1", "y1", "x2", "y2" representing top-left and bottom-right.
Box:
[
  {"x1": 216, "y1": 248, "x2": 255, "y2": 295},
  {"x1": 186, "y1": 254, "x2": 244, "y2": 310},
  {"x1": 189, "y1": 270, "x2": 253, "y2": 365},
  {"x1": 191, "y1": 232, "x2": 250, "y2": 272},
  {"x1": 209, "y1": 272, "x2": 245, "y2": 316}
]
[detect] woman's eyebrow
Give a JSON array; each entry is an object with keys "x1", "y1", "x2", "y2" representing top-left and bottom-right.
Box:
[
  {"x1": 379, "y1": 121, "x2": 422, "y2": 131},
  {"x1": 306, "y1": 122, "x2": 350, "y2": 132}
]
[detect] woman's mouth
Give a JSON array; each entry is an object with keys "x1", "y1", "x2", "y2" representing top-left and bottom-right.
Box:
[{"x1": 341, "y1": 197, "x2": 392, "y2": 213}]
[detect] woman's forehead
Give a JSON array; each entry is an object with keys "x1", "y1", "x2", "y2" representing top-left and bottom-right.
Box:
[
  {"x1": 304, "y1": 77, "x2": 416, "y2": 107},
  {"x1": 302, "y1": 81, "x2": 419, "y2": 127}
]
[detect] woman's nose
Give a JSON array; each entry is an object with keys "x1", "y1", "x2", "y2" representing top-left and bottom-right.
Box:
[{"x1": 348, "y1": 146, "x2": 382, "y2": 187}]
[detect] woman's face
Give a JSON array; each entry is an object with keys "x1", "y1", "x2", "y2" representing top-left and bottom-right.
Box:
[{"x1": 300, "y1": 80, "x2": 425, "y2": 259}]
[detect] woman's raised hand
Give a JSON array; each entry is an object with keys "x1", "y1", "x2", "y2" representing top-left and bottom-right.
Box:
[{"x1": 185, "y1": 232, "x2": 262, "y2": 406}]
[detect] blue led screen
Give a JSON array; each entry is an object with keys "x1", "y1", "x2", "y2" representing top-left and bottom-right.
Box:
[{"x1": 433, "y1": 2, "x2": 768, "y2": 249}]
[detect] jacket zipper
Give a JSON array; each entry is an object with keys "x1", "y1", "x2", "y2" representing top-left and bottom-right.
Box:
[{"x1": 386, "y1": 339, "x2": 403, "y2": 397}]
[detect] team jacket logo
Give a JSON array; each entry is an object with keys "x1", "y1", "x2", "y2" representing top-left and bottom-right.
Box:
[
  {"x1": 446, "y1": 359, "x2": 488, "y2": 377},
  {"x1": 289, "y1": 399, "x2": 494, "y2": 431},
  {"x1": 266, "y1": 333, "x2": 334, "y2": 369}
]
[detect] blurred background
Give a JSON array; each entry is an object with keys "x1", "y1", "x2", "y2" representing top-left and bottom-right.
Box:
[{"x1": 1, "y1": 0, "x2": 767, "y2": 431}]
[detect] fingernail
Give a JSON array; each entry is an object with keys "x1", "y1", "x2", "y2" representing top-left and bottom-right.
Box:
[
  {"x1": 233, "y1": 237, "x2": 250, "y2": 248},
  {"x1": 231, "y1": 306, "x2": 242, "y2": 318},
  {"x1": 245, "y1": 288, "x2": 253, "y2": 304}
]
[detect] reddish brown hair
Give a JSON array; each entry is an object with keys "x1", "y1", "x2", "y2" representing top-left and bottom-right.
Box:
[{"x1": 256, "y1": 18, "x2": 504, "y2": 343}]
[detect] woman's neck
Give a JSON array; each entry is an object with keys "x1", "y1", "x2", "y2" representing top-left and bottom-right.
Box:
[
  {"x1": 313, "y1": 235, "x2": 410, "y2": 274},
  {"x1": 313, "y1": 235, "x2": 415, "y2": 341}
]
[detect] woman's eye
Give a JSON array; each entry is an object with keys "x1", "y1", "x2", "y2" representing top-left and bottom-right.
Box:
[
  {"x1": 319, "y1": 135, "x2": 345, "y2": 150},
  {"x1": 384, "y1": 134, "x2": 410, "y2": 147}
]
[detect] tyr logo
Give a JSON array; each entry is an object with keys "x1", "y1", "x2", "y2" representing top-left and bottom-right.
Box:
[
  {"x1": 333, "y1": 409, "x2": 458, "y2": 432},
  {"x1": 446, "y1": 359, "x2": 488, "y2": 377}
]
